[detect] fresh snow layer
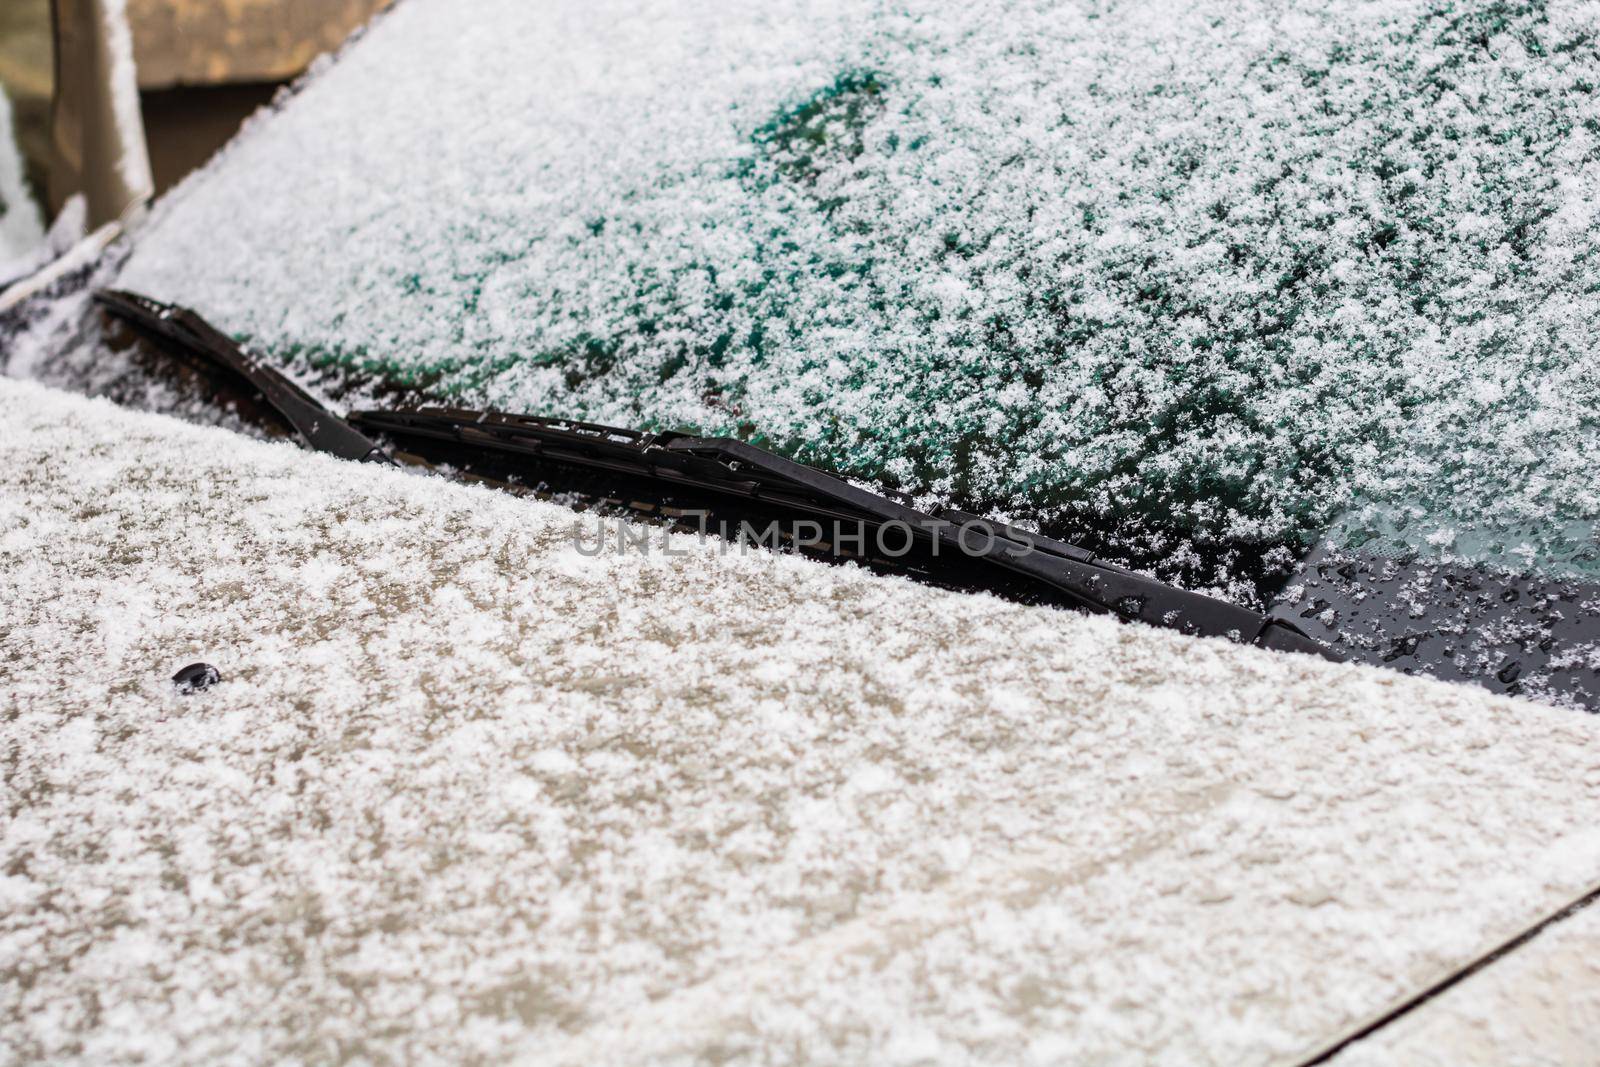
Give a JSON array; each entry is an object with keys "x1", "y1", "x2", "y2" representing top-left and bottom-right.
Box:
[
  {"x1": 1329, "y1": 899, "x2": 1600, "y2": 1066},
  {"x1": 115, "y1": 0, "x2": 1600, "y2": 583},
  {"x1": 4, "y1": 376, "x2": 1600, "y2": 1064}
]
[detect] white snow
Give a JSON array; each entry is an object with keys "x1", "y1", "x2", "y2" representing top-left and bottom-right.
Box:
[
  {"x1": 0, "y1": 86, "x2": 45, "y2": 271},
  {"x1": 4, "y1": 376, "x2": 1600, "y2": 1064},
  {"x1": 1329, "y1": 900, "x2": 1600, "y2": 1065},
  {"x1": 110, "y1": 0, "x2": 1600, "y2": 582},
  {"x1": 99, "y1": 0, "x2": 154, "y2": 215}
]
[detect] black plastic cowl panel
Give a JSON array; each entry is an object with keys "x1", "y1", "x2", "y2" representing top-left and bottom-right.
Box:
[{"x1": 1270, "y1": 543, "x2": 1600, "y2": 709}]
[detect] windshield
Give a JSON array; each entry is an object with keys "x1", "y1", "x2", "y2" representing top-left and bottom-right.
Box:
[{"x1": 106, "y1": 0, "x2": 1600, "y2": 602}]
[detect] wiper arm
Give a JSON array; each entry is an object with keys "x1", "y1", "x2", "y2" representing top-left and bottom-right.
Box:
[
  {"x1": 349, "y1": 406, "x2": 1336, "y2": 659},
  {"x1": 95, "y1": 290, "x2": 392, "y2": 465}
]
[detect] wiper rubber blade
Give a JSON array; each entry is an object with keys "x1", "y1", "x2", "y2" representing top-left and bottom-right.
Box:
[{"x1": 95, "y1": 290, "x2": 392, "y2": 465}]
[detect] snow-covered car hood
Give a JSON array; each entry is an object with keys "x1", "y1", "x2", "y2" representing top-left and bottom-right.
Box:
[{"x1": 4, "y1": 376, "x2": 1599, "y2": 1064}]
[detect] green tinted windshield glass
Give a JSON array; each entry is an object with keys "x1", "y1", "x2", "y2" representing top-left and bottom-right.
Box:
[{"x1": 117, "y1": 0, "x2": 1600, "y2": 590}]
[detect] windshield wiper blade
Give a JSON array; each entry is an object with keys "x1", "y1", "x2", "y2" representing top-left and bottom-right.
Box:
[
  {"x1": 93, "y1": 288, "x2": 1331, "y2": 659},
  {"x1": 95, "y1": 290, "x2": 393, "y2": 464},
  {"x1": 349, "y1": 406, "x2": 1336, "y2": 659}
]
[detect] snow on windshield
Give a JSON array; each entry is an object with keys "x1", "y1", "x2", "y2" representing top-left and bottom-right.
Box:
[{"x1": 117, "y1": 0, "x2": 1600, "y2": 587}]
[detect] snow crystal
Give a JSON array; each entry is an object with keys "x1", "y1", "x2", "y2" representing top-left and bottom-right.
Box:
[
  {"x1": 4, "y1": 376, "x2": 1600, "y2": 1063},
  {"x1": 110, "y1": 0, "x2": 1600, "y2": 586}
]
